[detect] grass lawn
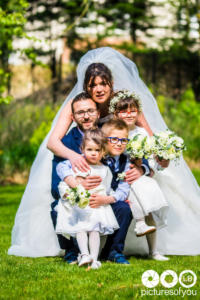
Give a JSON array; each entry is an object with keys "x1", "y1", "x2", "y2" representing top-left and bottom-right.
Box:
[{"x1": 0, "y1": 170, "x2": 200, "y2": 300}]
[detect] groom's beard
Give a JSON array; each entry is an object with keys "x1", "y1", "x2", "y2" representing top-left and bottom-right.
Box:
[{"x1": 77, "y1": 117, "x2": 99, "y2": 132}]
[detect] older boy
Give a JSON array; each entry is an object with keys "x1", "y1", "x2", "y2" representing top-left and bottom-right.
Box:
[{"x1": 98, "y1": 119, "x2": 150, "y2": 264}]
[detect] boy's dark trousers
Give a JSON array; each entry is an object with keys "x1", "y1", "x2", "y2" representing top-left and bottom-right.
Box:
[{"x1": 100, "y1": 201, "x2": 133, "y2": 258}]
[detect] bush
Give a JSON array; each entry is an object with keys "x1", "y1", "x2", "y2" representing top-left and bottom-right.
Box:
[
  {"x1": 0, "y1": 103, "x2": 59, "y2": 175},
  {"x1": 157, "y1": 88, "x2": 200, "y2": 160}
]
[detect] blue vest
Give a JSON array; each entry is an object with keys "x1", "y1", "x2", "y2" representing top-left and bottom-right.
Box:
[
  {"x1": 103, "y1": 155, "x2": 150, "y2": 191},
  {"x1": 51, "y1": 126, "x2": 83, "y2": 200},
  {"x1": 102, "y1": 154, "x2": 128, "y2": 191}
]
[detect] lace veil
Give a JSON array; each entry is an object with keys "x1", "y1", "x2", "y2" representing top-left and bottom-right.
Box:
[{"x1": 8, "y1": 47, "x2": 200, "y2": 257}]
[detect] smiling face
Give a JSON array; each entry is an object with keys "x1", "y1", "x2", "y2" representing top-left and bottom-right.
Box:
[
  {"x1": 106, "y1": 128, "x2": 129, "y2": 156},
  {"x1": 82, "y1": 140, "x2": 104, "y2": 165},
  {"x1": 116, "y1": 105, "x2": 138, "y2": 129},
  {"x1": 72, "y1": 99, "x2": 100, "y2": 131},
  {"x1": 87, "y1": 76, "x2": 112, "y2": 104}
]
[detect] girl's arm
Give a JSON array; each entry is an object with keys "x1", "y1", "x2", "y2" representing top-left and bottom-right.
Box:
[
  {"x1": 136, "y1": 112, "x2": 153, "y2": 136},
  {"x1": 64, "y1": 176, "x2": 78, "y2": 188},
  {"x1": 47, "y1": 99, "x2": 89, "y2": 171}
]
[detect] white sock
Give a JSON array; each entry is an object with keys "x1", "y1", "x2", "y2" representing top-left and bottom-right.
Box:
[
  {"x1": 76, "y1": 232, "x2": 89, "y2": 255},
  {"x1": 136, "y1": 218, "x2": 146, "y2": 225},
  {"x1": 89, "y1": 231, "x2": 100, "y2": 261},
  {"x1": 146, "y1": 231, "x2": 157, "y2": 256}
]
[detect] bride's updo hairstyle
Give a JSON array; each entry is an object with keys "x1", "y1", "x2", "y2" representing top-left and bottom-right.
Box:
[{"x1": 83, "y1": 63, "x2": 113, "y2": 92}]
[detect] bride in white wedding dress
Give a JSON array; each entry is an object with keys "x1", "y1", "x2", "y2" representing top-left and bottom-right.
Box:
[{"x1": 8, "y1": 47, "x2": 200, "y2": 257}]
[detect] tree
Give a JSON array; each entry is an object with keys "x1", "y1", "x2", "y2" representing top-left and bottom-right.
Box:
[
  {"x1": 159, "y1": 0, "x2": 200, "y2": 100},
  {"x1": 96, "y1": 0, "x2": 157, "y2": 44},
  {"x1": 26, "y1": 0, "x2": 91, "y2": 102},
  {"x1": 0, "y1": 0, "x2": 28, "y2": 104}
]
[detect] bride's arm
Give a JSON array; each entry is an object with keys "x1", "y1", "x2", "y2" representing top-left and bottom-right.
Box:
[
  {"x1": 47, "y1": 99, "x2": 89, "y2": 171},
  {"x1": 47, "y1": 99, "x2": 73, "y2": 157},
  {"x1": 136, "y1": 112, "x2": 153, "y2": 136}
]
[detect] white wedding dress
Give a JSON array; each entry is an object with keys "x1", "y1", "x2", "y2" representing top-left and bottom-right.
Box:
[{"x1": 8, "y1": 47, "x2": 200, "y2": 257}]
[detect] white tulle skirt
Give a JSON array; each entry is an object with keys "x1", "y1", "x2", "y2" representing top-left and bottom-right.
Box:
[{"x1": 55, "y1": 180, "x2": 119, "y2": 238}]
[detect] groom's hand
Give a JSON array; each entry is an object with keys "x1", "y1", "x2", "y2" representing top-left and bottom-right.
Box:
[
  {"x1": 79, "y1": 176, "x2": 102, "y2": 190},
  {"x1": 125, "y1": 164, "x2": 143, "y2": 184}
]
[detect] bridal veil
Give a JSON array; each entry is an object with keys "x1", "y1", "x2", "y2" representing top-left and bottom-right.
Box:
[{"x1": 8, "y1": 47, "x2": 200, "y2": 257}]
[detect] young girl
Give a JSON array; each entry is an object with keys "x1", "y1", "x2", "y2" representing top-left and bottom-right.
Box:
[
  {"x1": 110, "y1": 90, "x2": 169, "y2": 261},
  {"x1": 55, "y1": 129, "x2": 119, "y2": 269}
]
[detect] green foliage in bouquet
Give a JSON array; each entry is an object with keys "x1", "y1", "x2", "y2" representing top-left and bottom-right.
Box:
[{"x1": 63, "y1": 185, "x2": 90, "y2": 209}]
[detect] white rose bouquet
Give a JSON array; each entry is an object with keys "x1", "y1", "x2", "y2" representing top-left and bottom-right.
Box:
[
  {"x1": 126, "y1": 134, "x2": 152, "y2": 160},
  {"x1": 63, "y1": 185, "x2": 90, "y2": 208},
  {"x1": 152, "y1": 130, "x2": 186, "y2": 161}
]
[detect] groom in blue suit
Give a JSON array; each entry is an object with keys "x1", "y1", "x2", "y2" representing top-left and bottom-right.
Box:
[{"x1": 51, "y1": 92, "x2": 150, "y2": 264}]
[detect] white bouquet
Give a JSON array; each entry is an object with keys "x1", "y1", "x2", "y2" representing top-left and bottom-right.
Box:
[
  {"x1": 63, "y1": 184, "x2": 90, "y2": 208},
  {"x1": 126, "y1": 134, "x2": 152, "y2": 160},
  {"x1": 152, "y1": 130, "x2": 186, "y2": 161},
  {"x1": 117, "y1": 172, "x2": 126, "y2": 181}
]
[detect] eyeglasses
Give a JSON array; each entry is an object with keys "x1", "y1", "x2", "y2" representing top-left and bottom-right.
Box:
[
  {"x1": 74, "y1": 109, "x2": 97, "y2": 118},
  {"x1": 118, "y1": 110, "x2": 137, "y2": 117},
  {"x1": 106, "y1": 137, "x2": 130, "y2": 145}
]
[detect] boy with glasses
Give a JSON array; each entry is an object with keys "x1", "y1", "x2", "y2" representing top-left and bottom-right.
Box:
[{"x1": 100, "y1": 119, "x2": 151, "y2": 263}]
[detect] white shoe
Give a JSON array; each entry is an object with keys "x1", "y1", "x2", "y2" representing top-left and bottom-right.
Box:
[
  {"x1": 150, "y1": 253, "x2": 169, "y2": 261},
  {"x1": 91, "y1": 260, "x2": 101, "y2": 270},
  {"x1": 78, "y1": 254, "x2": 93, "y2": 267},
  {"x1": 134, "y1": 221, "x2": 156, "y2": 237}
]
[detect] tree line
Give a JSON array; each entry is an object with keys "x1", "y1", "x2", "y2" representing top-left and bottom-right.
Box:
[{"x1": 0, "y1": 0, "x2": 199, "y2": 104}]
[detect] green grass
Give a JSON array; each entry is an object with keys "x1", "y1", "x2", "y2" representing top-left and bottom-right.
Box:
[{"x1": 0, "y1": 177, "x2": 200, "y2": 300}]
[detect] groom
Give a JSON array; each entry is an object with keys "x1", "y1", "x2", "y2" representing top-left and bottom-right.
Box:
[{"x1": 51, "y1": 91, "x2": 150, "y2": 264}]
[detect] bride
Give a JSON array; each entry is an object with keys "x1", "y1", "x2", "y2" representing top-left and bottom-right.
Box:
[{"x1": 8, "y1": 47, "x2": 200, "y2": 257}]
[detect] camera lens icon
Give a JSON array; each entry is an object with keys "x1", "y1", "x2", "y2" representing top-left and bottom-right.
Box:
[
  {"x1": 160, "y1": 270, "x2": 178, "y2": 288},
  {"x1": 142, "y1": 270, "x2": 159, "y2": 288}
]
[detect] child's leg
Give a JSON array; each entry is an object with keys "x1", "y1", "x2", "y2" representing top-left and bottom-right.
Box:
[
  {"x1": 146, "y1": 214, "x2": 169, "y2": 261},
  {"x1": 89, "y1": 231, "x2": 101, "y2": 269},
  {"x1": 76, "y1": 232, "x2": 93, "y2": 266},
  {"x1": 89, "y1": 231, "x2": 100, "y2": 262},
  {"x1": 129, "y1": 190, "x2": 156, "y2": 236},
  {"x1": 76, "y1": 231, "x2": 89, "y2": 255}
]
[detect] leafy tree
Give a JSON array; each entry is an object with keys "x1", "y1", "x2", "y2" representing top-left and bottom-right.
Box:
[
  {"x1": 26, "y1": 0, "x2": 91, "y2": 102},
  {"x1": 159, "y1": 0, "x2": 200, "y2": 101},
  {"x1": 96, "y1": 0, "x2": 157, "y2": 44},
  {"x1": 0, "y1": 0, "x2": 28, "y2": 104}
]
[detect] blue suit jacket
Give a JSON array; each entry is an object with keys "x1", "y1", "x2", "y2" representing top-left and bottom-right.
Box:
[{"x1": 51, "y1": 126, "x2": 83, "y2": 200}]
